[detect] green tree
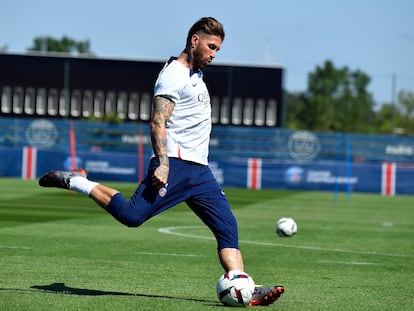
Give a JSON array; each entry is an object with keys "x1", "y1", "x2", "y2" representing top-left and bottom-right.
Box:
[
  {"x1": 289, "y1": 60, "x2": 376, "y2": 132},
  {"x1": 27, "y1": 35, "x2": 92, "y2": 55},
  {"x1": 378, "y1": 90, "x2": 414, "y2": 135},
  {"x1": 376, "y1": 103, "x2": 396, "y2": 133},
  {"x1": 396, "y1": 90, "x2": 414, "y2": 134},
  {"x1": 285, "y1": 91, "x2": 307, "y2": 129}
]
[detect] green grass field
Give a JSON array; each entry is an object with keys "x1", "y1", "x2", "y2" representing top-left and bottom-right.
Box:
[{"x1": 0, "y1": 178, "x2": 413, "y2": 310}]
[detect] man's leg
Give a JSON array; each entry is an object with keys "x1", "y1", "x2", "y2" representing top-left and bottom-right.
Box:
[
  {"x1": 185, "y1": 166, "x2": 284, "y2": 306},
  {"x1": 218, "y1": 247, "x2": 244, "y2": 272},
  {"x1": 38, "y1": 169, "x2": 119, "y2": 210},
  {"x1": 38, "y1": 158, "x2": 184, "y2": 227},
  {"x1": 39, "y1": 170, "x2": 159, "y2": 227},
  {"x1": 89, "y1": 184, "x2": 119, "y2": 209}
]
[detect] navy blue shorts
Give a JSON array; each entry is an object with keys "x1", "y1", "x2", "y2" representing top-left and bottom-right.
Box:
[{"x1": 107, "y1": 157, "x2": 239, "y2": 250}]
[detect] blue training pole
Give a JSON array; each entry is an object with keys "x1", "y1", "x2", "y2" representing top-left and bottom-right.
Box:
[
  {"x1": 346, "y1": 134, "x2": 351, "y2": 200},
  {"x1": 334, "y1": 133, "x2": 341, "y2": 203}
]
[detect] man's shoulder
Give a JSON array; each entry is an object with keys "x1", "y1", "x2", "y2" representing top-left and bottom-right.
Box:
[
  {"x1": 161, "y1": 58, "x2": 188, "y2": 74},
  {"x1": 156, "y1": 60, "x2": 191, "y2": 91}
]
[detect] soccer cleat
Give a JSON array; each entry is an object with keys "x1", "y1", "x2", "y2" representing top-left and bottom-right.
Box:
[
  {"x1": 249, "y1": 285, "x2": 284, "y2": 306},
  {"x1": 38, "y1": 169, "x2": 87, "y2": 189}
]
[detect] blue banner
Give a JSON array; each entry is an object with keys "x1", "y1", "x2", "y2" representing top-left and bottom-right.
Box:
[{"x1": 1, "y1": 146, "x2": 413, "y2": 195}]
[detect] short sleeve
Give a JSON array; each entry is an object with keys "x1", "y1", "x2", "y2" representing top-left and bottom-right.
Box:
[{"x1": 154, "y1": 61, "x2": 187, "y2": 104}]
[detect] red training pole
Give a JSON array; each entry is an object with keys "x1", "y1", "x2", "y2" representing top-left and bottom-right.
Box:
[
  {"x1": 70, "y1": 119, "x2": 77, "y2": 170},
  {"x1": 138, "y1": 129, "x2": 144, "y2": 183}
]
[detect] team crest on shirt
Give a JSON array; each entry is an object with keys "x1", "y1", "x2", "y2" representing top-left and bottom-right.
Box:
[{"x1": 198, "y1": 91, "x2": 210, "y2": 105}]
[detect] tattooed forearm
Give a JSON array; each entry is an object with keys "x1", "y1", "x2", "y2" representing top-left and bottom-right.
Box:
[{"x1": 150, "y1": 96, "x2": 175, "y2": 166}]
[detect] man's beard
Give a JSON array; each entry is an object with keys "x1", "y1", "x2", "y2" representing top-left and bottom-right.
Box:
[{"x1": 192, "y1": 51, "x2": 204, "y2": 71}]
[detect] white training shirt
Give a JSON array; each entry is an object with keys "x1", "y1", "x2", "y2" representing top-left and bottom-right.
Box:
[{"x1": 153, "y1": 58, "x2": 211, "y2": 165}]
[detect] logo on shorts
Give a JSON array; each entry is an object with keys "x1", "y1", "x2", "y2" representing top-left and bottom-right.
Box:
[{"x1": 158, "y1": 183, "x2": 168, "y2": 197}]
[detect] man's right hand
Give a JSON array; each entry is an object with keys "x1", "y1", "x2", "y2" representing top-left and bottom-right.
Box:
[{"x1": 152, "y1": 163, "x2": 169, "y2": 190}]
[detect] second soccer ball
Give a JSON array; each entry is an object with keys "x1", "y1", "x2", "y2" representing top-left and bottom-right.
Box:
[{"x1": 276, "y1": 217, "x2": 298, "y2": 237}]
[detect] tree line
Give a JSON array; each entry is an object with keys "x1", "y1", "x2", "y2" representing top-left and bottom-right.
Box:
[
  {"x1": 286, "y1": 60, "x2": 414, "y2": 135},
  {"x1": 25, "y1": 36, "x2": 414, "y2": 135}
]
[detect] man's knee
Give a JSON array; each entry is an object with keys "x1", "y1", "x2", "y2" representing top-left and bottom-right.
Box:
[
  {"x1": 106, "y1": 193, "x2": 145, "y2": 227},
  {"x1": 119, "y1": 217, "x2": 143, "y2": 228}
]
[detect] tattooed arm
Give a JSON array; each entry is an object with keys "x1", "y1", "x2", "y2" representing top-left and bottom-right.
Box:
[{"x1": 150, "y1": 95, "x2": 175, "y2": 189}]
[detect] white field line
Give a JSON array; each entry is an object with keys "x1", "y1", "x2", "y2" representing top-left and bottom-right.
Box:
[
  {"x1": 158, "y1": 226, "x2": 414, "y2": 259},
  {"x1": 318, "y1": 260, "x2": 381, "y2": 266},
  {"x1": 0, "y1": 245, "x2": 31, "y2": 250},
  {"x1": 136, "y1": 251, "x2": 204, "y2": 257}
]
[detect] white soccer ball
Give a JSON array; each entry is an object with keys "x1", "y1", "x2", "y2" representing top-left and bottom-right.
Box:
[
  {"x1": 216, "y1": 270, "x2": 255, "y2": 307},
  {"x1": 276, "y1": 217, "x2": 297, "y2": 237}
]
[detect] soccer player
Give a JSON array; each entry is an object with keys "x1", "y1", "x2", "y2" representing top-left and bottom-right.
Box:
[{"x1": 39, "y1": 17, "x2": 283, "y2": 306}]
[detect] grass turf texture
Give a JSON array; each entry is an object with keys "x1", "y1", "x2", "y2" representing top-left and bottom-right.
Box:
[{"x1": 0, "y1": 178, "x2": 413, "y2": 310}]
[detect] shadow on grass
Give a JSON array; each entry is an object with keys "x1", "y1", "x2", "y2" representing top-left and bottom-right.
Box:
[{"x1": 29, "y1": 282, "x2": 219, "y2": 305}]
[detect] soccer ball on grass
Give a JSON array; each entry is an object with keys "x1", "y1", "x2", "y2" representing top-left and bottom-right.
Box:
[
  {"x1": 216, "y1": 270, "x2": 255, "y2": 306},
  {"x1": 276, "y1": 217, "x2": 297, "y2": 237}
]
